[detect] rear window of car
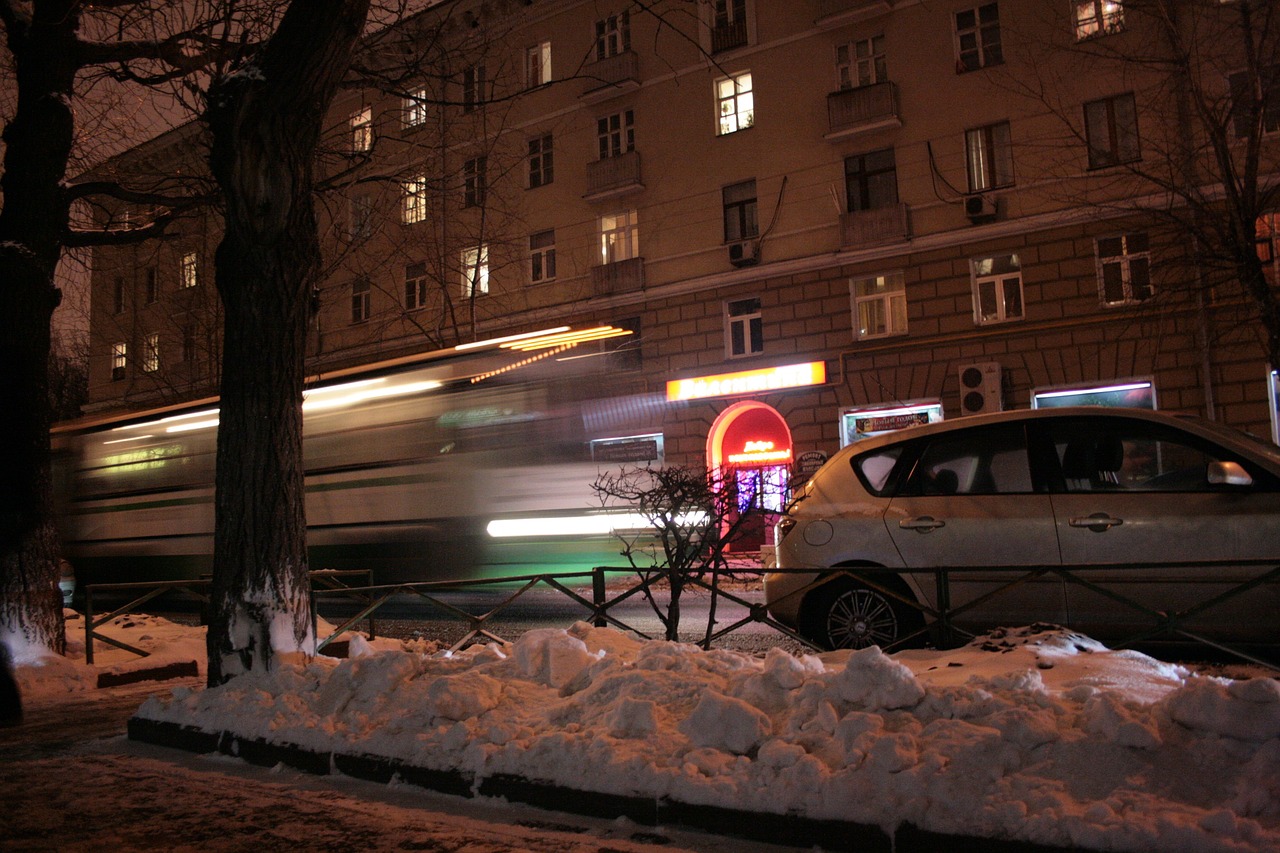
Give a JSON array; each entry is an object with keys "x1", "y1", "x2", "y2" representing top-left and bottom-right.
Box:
[{"x1": 852, "y1": 446, "x2": 905, "y2": 496}]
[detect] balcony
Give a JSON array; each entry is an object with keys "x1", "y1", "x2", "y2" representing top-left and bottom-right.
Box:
[
  {"x1": 815, "y1": 0, "x2": 893, "y2": 27},
  {"x1": 584, "y1": 151, "x2": 644, "y2": 201},
  {"x1": 580, "y1": 51, "x2": 640, "y2": 103},
  {"x1": 592, "y1": 256, "x2": 645, "y2": 296},
  {"x1": 826, "y1": 81, "x2": 901, "y2": 140},
  {"x1": 840, "y1": 203, "x2": 910, "y2": 248},
  {"x1": 710, "y1": 20, "x2": 748, "y2": 54}
]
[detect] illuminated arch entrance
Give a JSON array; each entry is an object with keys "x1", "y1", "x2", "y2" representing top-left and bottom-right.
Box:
[{"x1": 707, "y1": 402, "x2": 793, "y2": 549}]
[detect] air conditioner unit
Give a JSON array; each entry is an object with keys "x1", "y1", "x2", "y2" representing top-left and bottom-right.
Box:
[
  {"x1": 964, "y1": 194, "x2": 997, "y2": 223},
  {"x1": 958, "y1": 362, "x2": 1002, "y2": 415},
  {"x1": 728, "y1": 240, "x2": 759, "y2": 267}
]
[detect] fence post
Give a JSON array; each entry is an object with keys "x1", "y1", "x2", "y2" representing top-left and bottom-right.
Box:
[
  {"x1": 934, "y1": 569, "x2": 953, "y2": 648},
  {"x1": 84, "y1": 586, "x2": 95, "y2": 665},
  {"x1": 592, "y1": 567, "x2": 607, "y2": 628}
]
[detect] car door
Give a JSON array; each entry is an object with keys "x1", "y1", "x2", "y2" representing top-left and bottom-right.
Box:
[
  {"x1": 1041, "y1": 415, "x2": 1280, "y2": 643},
  {"x1": 885, "y1": 421, "x2": 1065, "y2": 629}
]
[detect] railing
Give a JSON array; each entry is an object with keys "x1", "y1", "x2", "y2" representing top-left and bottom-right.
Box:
[
  {"x1": 826, "y1": 81, "x2": 899, "y2": 137},
  {"x1": 840, "y1": 203, "x2": 911, "y2": 247},
  {"x1": 591, "y1": 256, "x2": 645, "y2": 295},
  {"x1": 584, "y1": 150, "x2": 643, "y2": 200},
  {"x1": 580, "y1": 50, "x2": 639, "y2": 99}
]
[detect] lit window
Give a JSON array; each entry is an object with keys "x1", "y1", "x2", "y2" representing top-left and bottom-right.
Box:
[
  {"x1": 180, "y1": 251, "x2": 198, "y2": 288},
  {"x1": 1085, "y1": 93, "x2": 1140, "y2": 168},
  {"x1": 528, "y1": 135, "x2": 554, "y2": 188},
  {"x1": 462, "y1": 65, "x2": 486, "y2": 113},
  {"x1": 142, "y1": 333, "x2": 160, "y2": 373},
  {"x1": 350, "y1": 107, "x2": 372, "y2": 153},
  {"x1": 725, "y1": 297, "x2": 763, "y2": 358},
  {"x1": 852, "y1": 272, "x2": 907, "y2": 340},
  {"x1": 530, "y1": 230, "x2": 556, "y2": 283},
  {"x1": 404, "y1": 262, "x2": 428, "y2": 311},
  {"x1": 350, "y1": 279, "x2": 371, "y2": 324},
  {"x1": 403, "y1": 87, "x2": 428, "y2": 128},
  {"x1": 462, "y1": 245, "x2": 490, "y2": 297},
  {"x1": 527, "y1": 41, "x2": 552, "y2": 87},
  {"x1": 723, "y1": 180, "x2": 758, "y2": 242},
  {"x1": 599, "y1": 211, "x2": 639, "y2": 264},
  {"x1": 111, "y1": 342, "x2": 127, "y2": 380},
  {"x1": 971, "y1": 254, "x2": 1023, "y2": 324},
  {"x1": 845, "y1": 149, "x2": 898, "y2": 211},
  {"x1": 1074, "y1": 1, "x2": 1124, "y2": 40},
  {"x1": 837, "y1": 36, "x2": 886, "y2": 90},
  {"x1": 597, "y1": 110, "x2": 634, "y2": 158},
  {"x1": 594, "y1": 12, "x2": 630, "y2": 60},
  {"x1": 716, "y1": 72, "x2": 754, "y2": 135},
  {"x1": 463, "y1": 156, "x2": 486, "y2": 208},
  {"x1": 965, "y1": 121, "x2": 1014, "y2": 192},
  {"x1": 402, "y1": 175, "x2": 428, "y2": 224},
  {"x1": 955, "y1": 3, "x2": 1002, "y2": 72},
  {"x1": 1097, "y1": 233, "x2": 1152, "y2": 305}
]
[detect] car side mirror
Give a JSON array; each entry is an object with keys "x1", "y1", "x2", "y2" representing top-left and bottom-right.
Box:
[{"x1": 1207, "y1": 460, "x2": 1253, "y2": 487}]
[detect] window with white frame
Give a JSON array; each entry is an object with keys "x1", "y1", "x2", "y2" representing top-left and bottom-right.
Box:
[
  {"x1": 461, "y1": 245, "x2": 490, "y2": 296},
  {"x1": 404, "y1": 262, "x2": 428, "y2": 311},
  {"x1": 710, "y1": 0, "x2": 748, "y2": 53},
  {"x1": 851, "y1": 272, "x2": 907, "y2": 340},
  {"x1": 111, "y1": 342, "x2": 127, "y2": 380},
  {"x1": 462, "y1": 65, "x2": 485, "y2": 113},
  {"x1": 1074, "y1": 1, "x2": 1124, "y2": 40},
  {"x1": 723, "y1": 180, "x2": 758, "y2": 242},
  {"x1": 971, "y1": 254, "x2": 1024, "y2": 324},
  {"x1": 725, "y1": 296, "x2": 763, "y2": 358},
  {"x1": 180, "y1": 251, "x2": 198, "y2": 288},
  {"x1": 402, "y1": 175, "x2": 428, "y2": 224},
  {"x1": 965, "y1": 121, "x2": 1014, "y2": 192},
  {"x1": 716, "y1": 72, "x2": 754, "y2": 135},
  {"x1": 349, "y1": 193, "x2": 373, "y2": 239},
  {"x1": 350, "y1": 279, "x2": 371, "y2": 324},
  {"x1": 463, "y1": 156, "x2": 486, "y2": 207},
  {"x1": 1097, "y1": 232, "x2": 1152, "y2": 305},
  {"x1": 529, "y1": 230, "x2": 556, "y2": 283},
  {"x1": 350, "y1": 107, "x2": 372, "y2": 153},
  {"x1": 955, "y1": 3, "x2": 1002, "y2": 73},
  {"x1": 527, "y1": 41, "x2": 551, "y2": 88},
  {"x1": 403, "y1": 87, "x2": 428, "y2": 128},
  {"x1": 837, "y1": 36, "x2": 886, "y2": 90},
  {"x1": 528, "y1": 135, "x2": 553, "y2": 188},
  {"x1": 599, "y1": 210, "x2": 638, "y2": 264},
  {"x1": 597, "y1": 111, "x2": 634, "y2": 159},
  {"x1": 1228, "y1": 66, "x2": 1280, "y2": 138},
  {"x1": 845, "y1": 149, "x2": 898, "y2": 211},
  {"x1": 142, "y1": 332, "x2": 160, "y2": 373},
  {"x1": 1085, "y1": 93, "x2": 1139, "y2": 168},
  {"x1": 595, "y1": 12, "x2": 630, "y2": 60}
]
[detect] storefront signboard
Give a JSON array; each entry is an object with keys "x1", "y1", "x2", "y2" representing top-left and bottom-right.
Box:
[
  {"x1": 666, "y1": 361, "x2": 826, "y2": 402},
  {"x1": 840, "y1": 400, "x2": 943, "y2": 446}
]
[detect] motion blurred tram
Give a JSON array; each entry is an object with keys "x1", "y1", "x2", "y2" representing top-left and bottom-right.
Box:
[{"x1": 53, "y1": 326, "x2": 669, "y2": 591}]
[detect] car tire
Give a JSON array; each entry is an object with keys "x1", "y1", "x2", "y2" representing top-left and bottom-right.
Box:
[{"x1": 799, "y1": 575, "x2": 923, "y2": 651}]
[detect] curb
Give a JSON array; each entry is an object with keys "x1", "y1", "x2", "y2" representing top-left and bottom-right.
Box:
[
  {"x1": 97, "y1": 660, "x2": 199, "y2": 689},
  {"x1": 128, "y1": 717, "x2": 1073, "y2": 852}
]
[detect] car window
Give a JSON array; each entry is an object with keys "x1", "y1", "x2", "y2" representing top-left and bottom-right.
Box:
[
  {"x1": 1044, "y1": 417, "x2": 1280, "y2": 493},
  {"x1": 852, "y1": 445, "x2": 904, "y2": 496},
  {"x1": 901, "y1": 423, "x2": 1032, "y2": 496}
]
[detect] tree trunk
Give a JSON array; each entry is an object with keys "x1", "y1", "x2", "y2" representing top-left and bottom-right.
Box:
[
  {"x1": 0, "y1": 0, "x2": 80, "y2": 658},
  {"x1": 203, "y1": 0, "x2": 369, "y2": 685}
]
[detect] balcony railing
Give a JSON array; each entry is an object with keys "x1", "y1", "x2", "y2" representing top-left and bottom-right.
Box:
[
  {"x1": 580, "y1": 51, "x2": 640, "y2": 101},
  {"x1": 584, "y1": 150, "x2": 644, "y2": 201},
  {"x1": 826, "y1": 81, "x2": 900, "y2": 139},
  {"x1": 710, "y1": 20, "x2": 748, "y2": 53},
  {"x1": 815, "y1": 0, "x2": 893, "y2": 26},
  {"x1": 840, "y1": 203, "x2": 910, "y2": 248},
  {"x1": 591, "y1": 257, "x2": 645, "y2": 296}
]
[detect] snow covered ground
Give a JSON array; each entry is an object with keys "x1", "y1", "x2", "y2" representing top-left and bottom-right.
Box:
[{"x1": 10, "y1": 610, "x2": 1280, "y2": 852}]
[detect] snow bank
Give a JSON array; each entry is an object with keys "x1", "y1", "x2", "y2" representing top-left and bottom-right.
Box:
[{"x1": 134, "y1": 623, "x2": 1280, "y2": 852}]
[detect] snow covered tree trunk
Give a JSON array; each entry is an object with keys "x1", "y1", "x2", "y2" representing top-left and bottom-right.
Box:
[
  {"x1": 0, "y1": 0, "x2": 80, "y2": 659},
  {"x1": 204, "y1": 0, "x2": 370, "y2": 686}
]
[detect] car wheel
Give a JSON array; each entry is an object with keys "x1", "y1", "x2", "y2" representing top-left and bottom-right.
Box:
[{"x1": 800, "y1": 577, "x2": 922, "y2": 650}]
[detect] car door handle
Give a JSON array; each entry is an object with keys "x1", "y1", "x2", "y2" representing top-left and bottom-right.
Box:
[
  {"x1": 1069, "y1": 513, "x2": 1124, "y2": 532},
  {"x1": 899, "y1": 516, "x2": 945, "y2": 532}
]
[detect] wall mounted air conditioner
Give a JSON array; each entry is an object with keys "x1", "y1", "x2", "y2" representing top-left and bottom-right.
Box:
[
  {"x1": 728, "y1": 240, "x2": 759, "y2": 267},
  {"x1": 964, "y1": 194, "x2": 997, "y2": 223},
  {"x1": 958, "y1": 362, "x2": 1002, "y2": 415}
]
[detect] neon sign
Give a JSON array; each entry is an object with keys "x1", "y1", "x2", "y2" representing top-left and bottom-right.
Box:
[
  {"x1": 666, "y1": 361, "x2": 826, "y2": 402},
  {"x1": 727, "y1": 439, "x2": 792, "y2": 465}
]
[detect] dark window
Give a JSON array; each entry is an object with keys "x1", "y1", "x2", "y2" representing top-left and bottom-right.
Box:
[
  {"x1": 955, "y1": 3, "x2": 1002, "y2": 72},
  {"x1": 845, "y1": 149, "x2": 898, "y2": 212},
  {"x1": 351, "y1": 279, "x2": 371, "y2": 324},
  {"x1": 597, "y1": 111, "x2": 634, "y2": 159},
  {"x1": 528, "y1": 135, "x2": 554, "y2": 188},
  {"x1": 723, "y1": 180, "x2": 758, "y2": 242},
  {"x1": 1085, "y1": 93, "x2": 1140, "y2": 168},
  {"x1": 529, "y1": 230, "x2": 556, "y2": 283}
]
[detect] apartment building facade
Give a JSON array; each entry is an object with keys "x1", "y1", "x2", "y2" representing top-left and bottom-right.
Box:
[{"x1": 85, "y1": 0, "x2": 1280, "y2": 508}]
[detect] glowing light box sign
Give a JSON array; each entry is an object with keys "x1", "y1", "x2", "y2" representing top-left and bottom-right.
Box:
[
  {"x1": 1032, "y1": 379, "x2": 1156, "y2": 410},
  {"x1": 666, "y1": 361, "x2": 826, "y2": 402},
  {"x1": 1270, "y1": 369, "x2": 1279, "y2": 446},
  {"x1": 840, "y1": 400, "x2": 943, "y2": 446}
]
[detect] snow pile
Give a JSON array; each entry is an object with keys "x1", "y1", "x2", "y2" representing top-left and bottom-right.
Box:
[{"x1": 133, "y1": 623, "x2": 1280, "y2": 852}]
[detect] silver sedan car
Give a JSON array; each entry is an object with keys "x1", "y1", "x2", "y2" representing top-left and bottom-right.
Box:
[{"x1": 765, "y1": 407, "x2": 1280, "y2": 650}]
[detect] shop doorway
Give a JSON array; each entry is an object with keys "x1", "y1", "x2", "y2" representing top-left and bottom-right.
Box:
[{"x1": 706, "y1": 402, "x2": 793, "y2": 552}]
